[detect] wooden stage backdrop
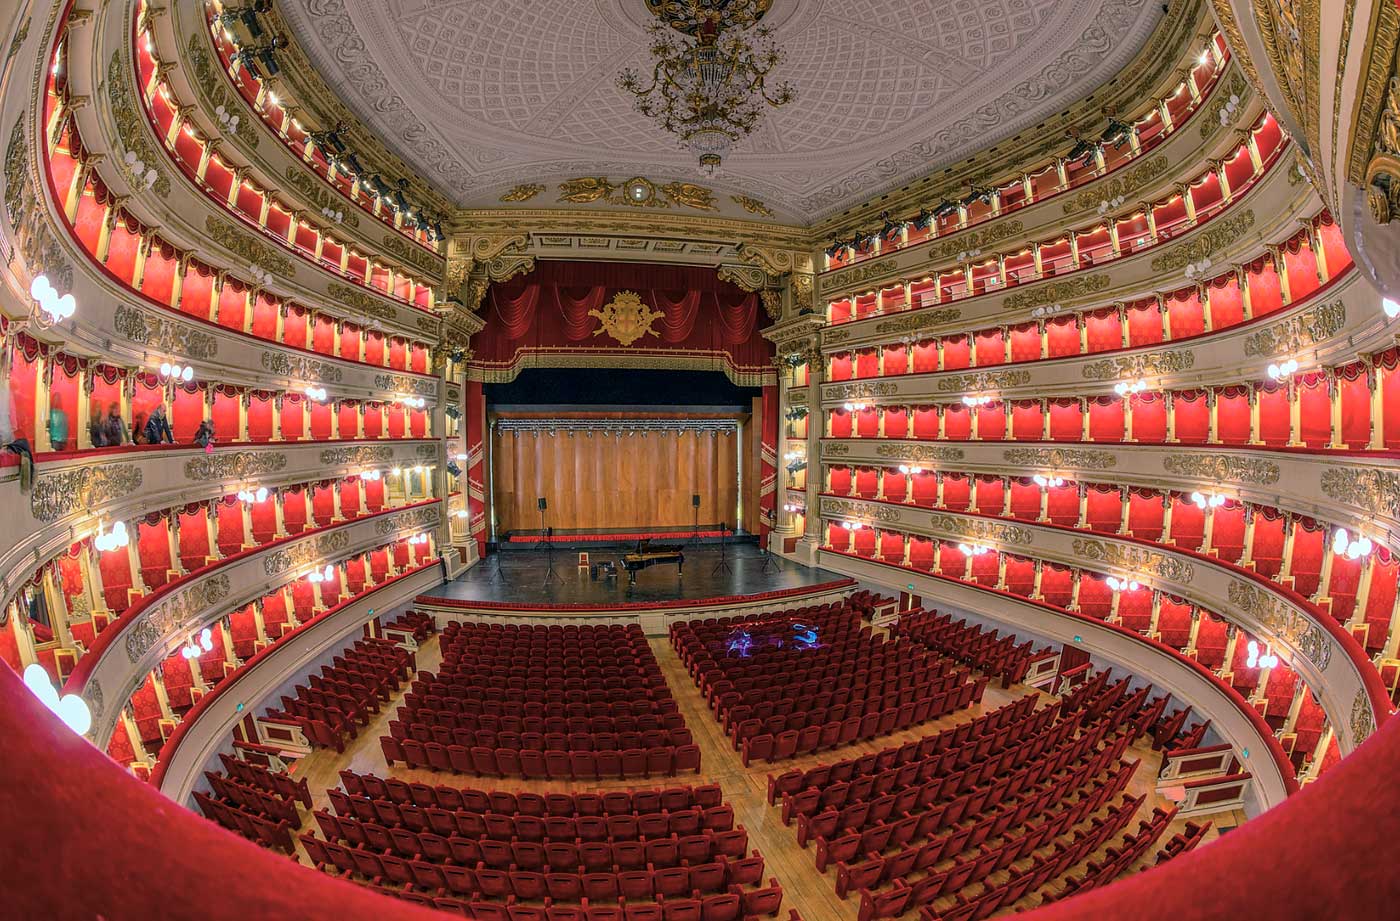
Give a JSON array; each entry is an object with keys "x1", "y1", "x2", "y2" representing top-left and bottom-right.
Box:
[{"x1": 490, "y1": 412, "x2": 752, "y2": 535}]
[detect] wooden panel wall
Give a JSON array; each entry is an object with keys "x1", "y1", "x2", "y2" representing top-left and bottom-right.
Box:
[{"x1": 491, "y1": 416, "x2": 742, "y2": 534}]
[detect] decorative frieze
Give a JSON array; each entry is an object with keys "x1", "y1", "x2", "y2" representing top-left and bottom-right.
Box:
[
  {"x1": 415, "y1": 444, "x2": 441, "y2": 458},
  {"x1": 822, "y1": 381, "x2": 898, "y2": 402},
  {"x1": 1162, "y1": 454, "x2": 1280, "y2": 485},
  {"x1": 260, "y1": 351, "x2": 345, "y2": 383},
  {"x1": 124, "y1": 574, "x2": 232, "y2": 663},
  {"x1": 874, "y1": 308, "x2": 962, "y2": 335},
  {"x1": 375, "y1": 505, "x2": 442, "y2": 535},
  {"x1": 874, "y1": 444, "x2": 967, "y2": 463},
  {"x1": 1200, "y1": 72, "x2": 1251, "y2": 139},
  {"x1": 1226, "y1": 580, "x2": 1332, "y2": 672},
  {"x1": 184, "y1": 452, "x2": 288, "y2": 481},
  {"x1": 1070, "y1": 538, "x2": 1195, "y2": 583},
  {"x1": 934, "y1": 369, "x2": 1032, "y2": 393},
  {"x1": 1002, "y1": 275, "x2": 1111, "y2": 312},
  {"x1": 204, "y1": 216, "x2": 296, "y2": 277},
  {"x1": 822, "y1": 442, "x2": 852, "y2": 457},
  {"x1": 929, "y1": 513, "x2": 1033, "y2": 546},
  {"x1": 327, "y1": 282, "x2": 398, "y2": 321},
  {"x1": 1002, "y1": 447, "x2": 1118, "y2": 469},
  {"x1": 31, "y1": 464, "x2": 143, "y2": 524},
  {"x1": 103, "y1": 52, "x2": 172, "y2": 198},
  {"x1": 84, "y1": 680, "x2": 105, "y2": 721},
  {"x1": 262, "y1": 531, "x2": 353, "y2": 577},
  {"x1": 819, "y1": 259, "x2": 897, "y2": 295},
  {"x1": 1081, "y1": 348, "x2": 1195, "y2": 381},
  {"x1": 374, "y1": 373, "x2": 437, "y2": 397},
  {"x1": 1149, "y1": 209, "x2": 1256, "y2": 273},
  {"x1": 819, "y1": 498, "x2": 904, "y2": 523},
  {"x1": 320, "y1": 446, "x2": 396, "y2": 466},
  {"x1": 1320, "y1": 467, "x2": 1400, "y2": 518},
  {"x1": 1063, "y1": 156, "x2": 1171, "y2": 215},
  {"x1": 1241, "y1": 300, "x2": 1347, "y2": 357},
  {"x1": 1352, "y1": 689, "x2": 1377, "y2": 745},
  {"x1": 113, "y1": 304, "x2": 219, "y2": 360},
  {"x1": 924, "y1": 222, "x2": 1026, "y2": 264}
]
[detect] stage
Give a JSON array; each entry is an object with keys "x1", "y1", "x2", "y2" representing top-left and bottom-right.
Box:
[{"x1": 420, "y1": 544, "x2": 849, "y2": 608}]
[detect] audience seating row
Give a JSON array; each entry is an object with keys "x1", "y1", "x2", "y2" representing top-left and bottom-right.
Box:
[
  {"x1": 380, "y1": 737, "x2": 702, "y2": 780},
  {"x1": 265, "y1": 637, "x2": 414, "y2": 753},
  {"x1": 217, "y1": 752, "x2": 312, "y2": 807},
  {"x1": 388, "y1": 721, "x2": 693, "y2": 752},
  {"x1": 890, "y1": 610, "x2": 1038, "y2": 689},
  {"x1": 193, "y1": 789, "x2": 296, "y2": 853},
  {"x1": 337, "y1": 773, "x2": 720, "y2": 816},
  {"x1": 203, "y1": 770, "x2": 302, "y2": 826},
  {"x1": 359, "y1": 880, "x2": 786, "y2": 921}
]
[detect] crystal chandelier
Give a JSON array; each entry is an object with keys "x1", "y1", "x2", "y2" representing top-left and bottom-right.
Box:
[{"x1": 619, "y1": 1, "x2": 795, "y2": 172}]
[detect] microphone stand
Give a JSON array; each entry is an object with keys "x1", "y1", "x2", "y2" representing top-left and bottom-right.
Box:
[{"x1": 712, "y1": 523, "x2": 732, "y2": 576}]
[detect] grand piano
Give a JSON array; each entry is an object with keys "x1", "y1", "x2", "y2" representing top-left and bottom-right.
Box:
[{"x1": 621, "y1": 540, "x2": 685, "y2": 583}]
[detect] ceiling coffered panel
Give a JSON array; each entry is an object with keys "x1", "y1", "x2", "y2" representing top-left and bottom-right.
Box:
[{"x1": 281, "y1": 0, "x2": 1164, "y2": 223}]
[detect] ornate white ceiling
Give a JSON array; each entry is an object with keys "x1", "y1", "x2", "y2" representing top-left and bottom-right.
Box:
[{"x1": 280, "y1": 0, "x2": 1164, "y2": 224}]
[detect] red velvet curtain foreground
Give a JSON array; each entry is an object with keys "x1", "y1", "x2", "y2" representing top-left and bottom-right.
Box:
[{"x1": 476, "y1": 261, "x2": 769, "y2": 374}]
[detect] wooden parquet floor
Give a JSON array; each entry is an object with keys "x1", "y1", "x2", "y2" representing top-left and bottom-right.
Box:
[{"x1": 293, "y1": 634, "x2": 1234, "y2": 920}]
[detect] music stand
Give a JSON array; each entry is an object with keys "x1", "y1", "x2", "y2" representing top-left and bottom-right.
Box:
[
  {"x1": 759, "y1": 532, "x2": 779, "y2": 574},
  {"x1": 711, "y1": 522, "x2": 732, "y2": 576},
  {"x1": 534, "y1": 498, "x2": 559, "y2": 584}
]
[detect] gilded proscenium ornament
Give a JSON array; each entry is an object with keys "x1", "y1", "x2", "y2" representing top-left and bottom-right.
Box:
[
  {"x1": 31, "y1": 465, "x2": 143, "y2": 524},
  {"x1": 500, "y1": 183, "x2": 545, "y2": 203},
  {"x1": 1002, "y1": 447, "x2": 1118, "y2": 469},
  {"x1": 113, "y1": 304, "x2": 219, "y2": 360},
  {"x1": 1082, "y1": 348, "x2": 1196, "y2": 381},
  {"x1": 184, "y1": 451, "x2": 288, "y2": 481},
  {"x1": 556, "y1": 177, "x2": 718, "y2": 211},
  {"x1": 1241, "y1": 300, "x2": 1345, "y2": 356},
  {"x1": 589, "y1": 291, "x2": 665, "y2": 347},
  {"x1": 1149, "y1": 210, "x2": 1256, "y2": 273},
  {"x1": 1162, "y1": 454, "x2": 1280, "y2": 485},
  {"x1": 1002, "y1": 275, "x2": 1111, "y2": 312},
  {"x1": 1365, "y1": 78, "x2": 1400, "y2": 223}
]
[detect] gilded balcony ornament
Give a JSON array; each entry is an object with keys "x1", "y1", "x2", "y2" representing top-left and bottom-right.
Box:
[
  {"x1": 1241, "y1": 300, "x2": 1345, "y2": 356},
  {"x1": 823, "y1": 381, "x2": 898, "y2": 402},
  {"x1": 374, "y1": 373, "x2": 437, "y2": 397},
  {"x1": 205, "y1": 216, "x2": 297, "y2": 278},
  {"x1": 83, "y1": 681, "x2": 104, "y2": 721},
  {"x1": 500, "y1": 183, "x2": 546, "y2": 203},
  {"x1": 1070, "y1": 538, "x2": 1195, "y2": 583},
  {"x1": 1150, "y1": 209, "x2": 1256, "y2": 273},
  {"x1": 1352, "y1": 689, "x2": 1377, "y2": 745},
  {"x1": 925, "y1": 222, "x2": 1027, "y2": 264},
  {"x1": 184, "y1": 451, "x2": 288, "y2": 481},
  {"x1": 262, "y1": 531, "x2": 352, "y2": 578},
  {"x1": 1064, "y1": 157, "x2": 1170, "y2": 215},
  {"x1": 284, "y1": 167, "x2": 360, "y2": 228},
  {"x1": 260, "y1": 351, "x2": 345, "y2": 383},
  {"x1": 102, "y1": 52, "x2": 171, "y2": 198},
  {"x1": 325, "y1": 282, "x2": 399, "y2": 321},
  {"x1": 935, "y1": 369, "x2": 1031, "y2": 393},
  {"x1": 819, "y1": 498, "x2": 904, "y2": 523},
  {"x1": 822, "y1": 442, "x2": 851, "y2": 457},
  {"x1": 1002, "y1": 447, "x2": 1118, "y2": 469},
  {"x1": 380, "y1": 234, "x2": 445, "y2": 278},
  {"x1": 124, "y1": 575, "x2": 232, "y2": 663},
  {"x1": 113, "y1": 304, "x2": 219, "y2": 360},
  {"x1": 1226, "y1": 580, "x2": 1331, "y2": 671},
  {"x1": 415, "y1": 444, "x2": 441, "y2": 458},
  {"x1": 375, "y1": 506, "x2": 442, "y2": 535},
  {"x1": 930, "y1": 513, "x2": 1033, "y2": 546},
  {"x1": 185, "y1": 34, "x2": 260, "y2": 148},
  {"x1": 1200, "y1": 73, "x2": 1252, "y2": 139},
  {"x1": 819, "y1": 259, "x2": 898, "y2": 295},
  {"x1": 1162, "y1": 454, "x2": 1280, "y2": 485},
  {"x1": 320, "y1": 446, "x2": 396, "y2": 466},
  {"x1": 875, "y1": 308, "x2": 962, "y2": 335},
  {"x1": 874, "y1": 444, "x2": 967, "y2": 463},
  {"x1": 31, "y1": 465, "x2": 143, "y2": 524},
  {"x1": 1320, "y1": 467, "x2": 1400, "y2": 519},
  {"x1": 1082, "y1": 348, "x2": 1195, "y2": 381},
  {"x1": 731, "y1": 195, "x2": 773, "y2": 216},
  {"x1": 5, "y1": 120, "x2": 74, "y2": 294},
  {"x1": 1002, "y1": 275, "x2": 1111, "y2": 312}
]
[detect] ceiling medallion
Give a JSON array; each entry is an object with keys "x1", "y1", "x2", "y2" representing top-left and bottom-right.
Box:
[
  {"x1": 556, "y1": 176, "x2": 718, "y2": 211},
  {"x1": 619, "y1": 0, "x2": 795, "y2": 171},
  {"x1": 589, "y1": 291, "x2": 665, "y2": 347}
]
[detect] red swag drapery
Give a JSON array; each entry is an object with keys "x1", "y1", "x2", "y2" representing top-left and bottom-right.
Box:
[{"x1": 476, "y1": 262, "x2": 771, "y2": 378}]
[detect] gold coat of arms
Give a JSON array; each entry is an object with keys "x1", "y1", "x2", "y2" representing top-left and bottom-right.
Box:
[{"x1": 590, "y1": 291, "x2": 664, "y2": 347}]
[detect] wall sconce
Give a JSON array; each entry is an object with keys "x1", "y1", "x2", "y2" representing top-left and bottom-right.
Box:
[
  {"x1": 159, "y1": 362, "x2": 195, "y2": 383},
  {"x1": 22, "y1": 664, "x2": 91, "y2": 736},
  {"x1": 1332, "y1": 528, "x2": 1373, "y2": 560},
  {"x1": 180, "y1": 627, "x2": 214, "y2": 660},
  {"x1": 94, "y1": 520, "x2": 129, "y2": 552},
  {"x1": 305, "y1": 385, "x2": 329, "y2": 402},
  {"x1": 1113, "y1": 379, "x2": 1147, "y2": 396},
  {"x1": 1266, "y1": 359, "x2": 1299, "y2": 381},
  {"x1": 28, "y1": 274, "x2": 77, "y2": 328},
  {"x1": 1032, "y1": 474, "x2": 1065, "y2": 487},
  {"x1": 1246, "y1": 640, "x2": 1279, "y2": 669},
  {"x1": 1190, "y1": 491, "x2": 1226, "y2": 509},
  {"x1": 236, "y1": 486, "x2": 269, "y2": 504},
  {"x1": 1105, "y1": 575, "x2": 1140, "y2": 593}
]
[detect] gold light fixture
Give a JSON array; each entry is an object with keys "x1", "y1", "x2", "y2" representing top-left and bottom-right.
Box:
[{"x1": 619, "y1": 0, "x2": 795, "y2": 172}]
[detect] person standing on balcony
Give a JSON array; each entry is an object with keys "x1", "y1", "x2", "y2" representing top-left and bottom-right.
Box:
[{"x1": 143, "y1": 404, "x2": 174, "y2": 445}]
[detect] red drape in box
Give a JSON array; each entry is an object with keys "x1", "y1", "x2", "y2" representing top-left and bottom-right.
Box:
[
  {"x1": 466, "y1": 381, "x2": 488, "y2": 552},
  {"x1": 760, "y1": 385, "x2": 777, "y2": 537}
]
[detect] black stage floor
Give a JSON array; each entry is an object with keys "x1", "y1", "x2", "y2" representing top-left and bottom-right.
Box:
[{"x1": 425, "y1": 544, "x2": 847, "y2": 606}]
